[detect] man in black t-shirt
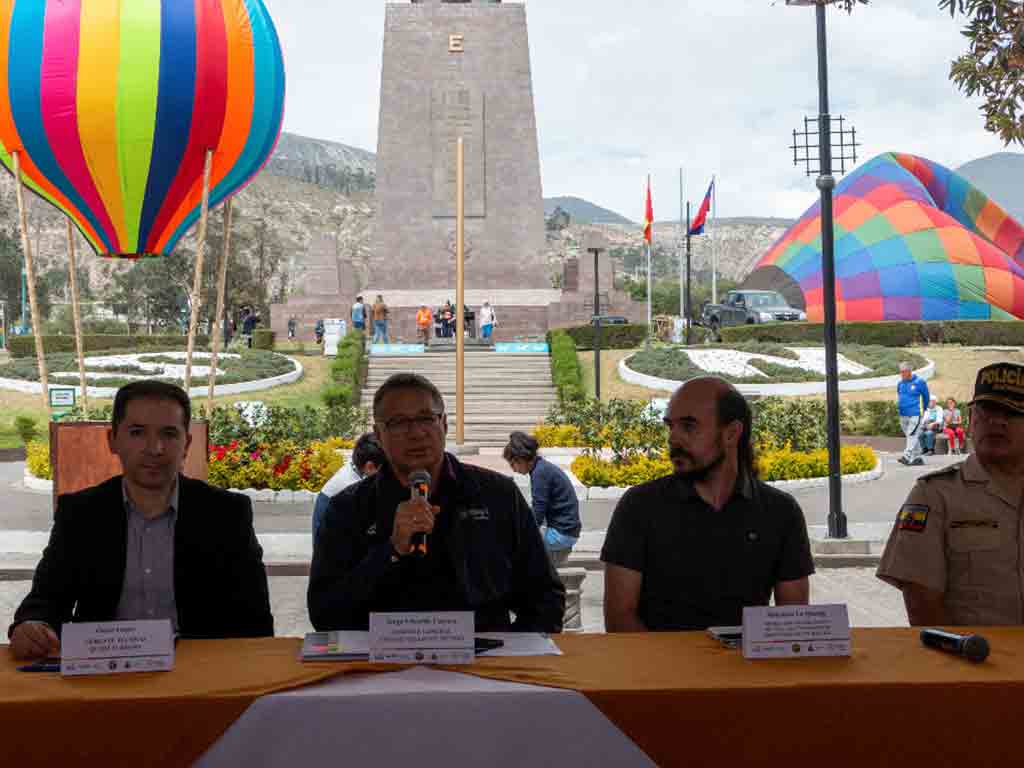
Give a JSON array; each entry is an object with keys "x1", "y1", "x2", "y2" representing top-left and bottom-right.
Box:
[{"x1": 601, "y1": 377, "x2": 814, "y2": 632}]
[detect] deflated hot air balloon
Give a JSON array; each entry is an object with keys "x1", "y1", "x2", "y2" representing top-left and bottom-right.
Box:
[{"x1": 0, "y1": 0, "x2": 285, "y2": 259}]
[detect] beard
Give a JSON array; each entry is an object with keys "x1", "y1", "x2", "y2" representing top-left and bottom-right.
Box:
[{"x1": 670, "y1": 442, "x2": 726, "y2": 483}]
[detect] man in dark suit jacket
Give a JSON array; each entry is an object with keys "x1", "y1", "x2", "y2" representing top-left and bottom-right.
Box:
[{"x1": 9, "y1": 381, "x2": 273, "y2": 659}]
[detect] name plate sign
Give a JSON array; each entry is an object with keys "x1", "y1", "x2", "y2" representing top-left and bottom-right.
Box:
[
  {"x1": 61, "y1": 620, "x2": 175, "y2": 676},
  {"x1": 742, "y1": 604, "x2": 851, "y2": 659},
  {"x1": 369, "y1": 611, "x2": 474, "y2": 665}
]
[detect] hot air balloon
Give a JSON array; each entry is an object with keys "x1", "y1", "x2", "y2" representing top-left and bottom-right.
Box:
[{"x1": 0, "y1": 0, "x2": 286, "y2": 402}]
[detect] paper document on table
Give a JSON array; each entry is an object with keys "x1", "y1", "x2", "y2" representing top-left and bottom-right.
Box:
[
  {"x1": 301, "y1": 631, "x2": 370, "y2": 661},
  {"x1": 475, "y1": 633, "x2": 562, "y2": 657}
]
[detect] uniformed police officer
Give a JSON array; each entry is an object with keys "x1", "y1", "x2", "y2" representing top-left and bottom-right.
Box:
[{"x1": 877, "y1": 362, "x2": 1024, "y2": 626}]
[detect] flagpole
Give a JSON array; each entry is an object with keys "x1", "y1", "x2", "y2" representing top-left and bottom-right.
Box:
[
  {"x1": 711, "y1": 174, "x2": 718, "y2": 305},
  {"x1": 679, "y1": 168, "x2": 685, "y2": 335},
  {"x1": 645, "y1": 174, "x2": 652, "y2": 351}
]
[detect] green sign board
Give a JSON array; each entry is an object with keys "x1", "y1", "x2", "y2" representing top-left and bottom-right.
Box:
[{"x1": 49, "y1": 387, "x2": 76, "y2": 421}]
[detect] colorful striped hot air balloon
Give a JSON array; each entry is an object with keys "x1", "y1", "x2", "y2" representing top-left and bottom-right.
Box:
[{"x1": 0, "y1": 0, "x2": 285, "y2": 259}]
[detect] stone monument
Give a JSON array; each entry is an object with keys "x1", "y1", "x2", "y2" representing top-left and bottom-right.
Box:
[{"x1": 273, "y1": 0, "x2": 643, "y2": 342}]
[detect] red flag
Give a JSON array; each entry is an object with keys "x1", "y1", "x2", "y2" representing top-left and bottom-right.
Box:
[{"x1": 643, "y1": 178, "x2": 653, "y2": 243}]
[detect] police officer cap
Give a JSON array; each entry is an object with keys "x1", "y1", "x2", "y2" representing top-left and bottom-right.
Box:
[{"x1": 971, "y1": 362, "x2": 1024, "y2": 414}]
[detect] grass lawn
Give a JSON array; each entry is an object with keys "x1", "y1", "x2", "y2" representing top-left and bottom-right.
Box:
[
  {"x1": 578, "y1": 348, "x2": 671, "y2": 401},
  {"x1": 834, "y1": 345, "x2": 1024, "y2": 404},
  {"x1": 0, "y1": 349, "x2": 335, "y2": 447}
]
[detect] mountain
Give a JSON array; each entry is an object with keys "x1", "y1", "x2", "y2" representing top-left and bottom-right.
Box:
[
  {"x1": 543, "y1": 196, "x2": 634, "y2": 226},
  {"x1": 956, "y1": 152, "x2": 1024, "y2": 224},
  {"x1": 263, "y1": 132, "x2": 377, "y2": 195}
]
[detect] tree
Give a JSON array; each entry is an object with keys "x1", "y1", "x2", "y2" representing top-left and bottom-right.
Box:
[
  {"x1": 844, "y1": 1, "x2": 1024, "y2": 145},
  {"x1": 941, "y1": 0, "x2": 1024, "y2": 145}
]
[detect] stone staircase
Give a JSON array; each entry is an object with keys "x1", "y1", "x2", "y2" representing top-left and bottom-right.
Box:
[{"x1": 362, "y1": 349, "x2": 557, "y2": 447}]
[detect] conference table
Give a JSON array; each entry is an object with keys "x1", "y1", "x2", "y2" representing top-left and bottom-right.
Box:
[{"x1": 3, "y1": 629, "x2": 1024, "y2": 767}]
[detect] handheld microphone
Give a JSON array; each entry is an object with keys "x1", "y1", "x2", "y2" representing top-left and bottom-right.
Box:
[
  {"x1": 408, "y1": 469, "x2": 431, "y2": 558},
  {"x1": 920, "y1": 628, "x2": 990, "y2": 663}
]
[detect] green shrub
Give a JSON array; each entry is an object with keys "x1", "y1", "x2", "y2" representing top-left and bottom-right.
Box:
[
  {"x1": 252, "y1": 329, "x2": 276, "y2": 350},
  {"x1": 321, "y1": 330, "x2": 365, "y2": 408},
  {"x1": 546, "y1": 330, "x2": 584, "y2": 401},
  {"x1": 14, "y1": 416, "x2": 38, "y2": 446},
  {"x1": 841, "y1": 401, "x2": 905, "y2": 437},
  {"x1": 205, "y1": 403, "x2": 368, "y2": 447},
  {"x1": 8, "y1": 335, "x2": 210, "y2": 358},
  {"x1": 561, "y1": 324, "x2": 649, "y2": 350},
  {"x1": 720, "y1": 320, "x2": 1024, "y2": 347},
  {"x1": 751, "y1": 398, "x2": 827, "y2": 452}
]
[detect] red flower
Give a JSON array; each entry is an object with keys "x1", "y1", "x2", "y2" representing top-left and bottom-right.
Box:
[{"x1": 229, "y1": 440, "x2": 239, "y2": 450}]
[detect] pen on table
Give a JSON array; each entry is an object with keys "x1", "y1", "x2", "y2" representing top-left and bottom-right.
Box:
[{"x1": 17, "y1": 660, "x2": 61, "y2": 672}]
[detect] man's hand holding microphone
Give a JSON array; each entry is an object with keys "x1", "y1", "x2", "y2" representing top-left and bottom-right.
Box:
[{"x1": 391, "y1": 469, "x2": 436, "y2": 557}]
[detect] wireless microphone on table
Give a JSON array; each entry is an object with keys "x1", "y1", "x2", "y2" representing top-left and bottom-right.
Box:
[
  {"x1": 409, "y1": 469, "x2": 431, "y2": 558},
  {"x1": 920, "y1": 628, "x2": 990, "y2": 663}
]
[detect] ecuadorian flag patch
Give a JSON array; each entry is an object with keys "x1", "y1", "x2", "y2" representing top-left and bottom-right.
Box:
[{"x1": 898, "y1": 504, "x2": 929, "y2": 533}]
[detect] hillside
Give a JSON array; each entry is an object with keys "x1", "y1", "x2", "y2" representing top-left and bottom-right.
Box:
[
  {"x1": 957, "y1": 152, "x2": 1024, "y2": 224},
  {"x1": 263, "y1": 132, "x2": 377, "y2": 195},
  {"x1": 543, "y1": 196, "x2": 634, "y2": 226}
]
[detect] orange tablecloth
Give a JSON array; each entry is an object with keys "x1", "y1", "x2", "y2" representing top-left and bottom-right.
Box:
[
  {"x1": 0, "y1": 638, "x2": 373, "y2": 766},
  {"x1": 5, "y1": 629, "x2": 1024, "y2": 767},
  {"x1": 468, "y1": 628, "x2": 1024, "y2": 767}
]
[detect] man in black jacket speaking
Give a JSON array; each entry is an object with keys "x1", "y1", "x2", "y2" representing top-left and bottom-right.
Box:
[
  {"x1": 8, "y1": 381, "x2": 273, "y2": 660},
  {"x1": 308, "y1": 373, "x2": 565, "y2": 632}
]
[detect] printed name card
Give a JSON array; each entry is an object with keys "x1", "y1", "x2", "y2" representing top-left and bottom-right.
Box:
[
  {"x1": 369, "y1": 611, "x2": 474, "y2": 665},
  {"x1": 742, "y1": 604, "x2": 851, "y2": 660},
  {"x1": 61, "y1": 620, "x2": 175, "y2": 676}
]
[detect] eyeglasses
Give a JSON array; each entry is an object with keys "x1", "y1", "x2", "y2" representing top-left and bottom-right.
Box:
[{"x1": 380, "y1": 412, "x2": 444, "y2": 434}]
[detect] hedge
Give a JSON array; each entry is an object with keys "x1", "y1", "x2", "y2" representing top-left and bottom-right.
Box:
[
  {"x1": 720, "y1": 320, "x2": 1024, "y2": 347},
  {"x1": 546, "y1": 329, "x2": 584, "y2": 400},
  {"x1": 253, "y1": 329, "x2": 276, "y2": 350},
  {"x1": 322, "y1": 330, "x2": 365, "y2": 408},
  {"x1": 561, "y1": 324, "x2": 648, "y2": 350},
  {"x1": 9, "y1": 334, "x2": 210, "y2": 358}
]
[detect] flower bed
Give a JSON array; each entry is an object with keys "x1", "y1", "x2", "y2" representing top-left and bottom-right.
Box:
[
  {"x1": 26, "y1": 437, "x2": 355, "y2": 492},
  {"x1": 570, "y1": 444, "x2": 877, "y2": 487},
  {"x1": 208, "y1": 438, "x2": 353, "y2": 491}
]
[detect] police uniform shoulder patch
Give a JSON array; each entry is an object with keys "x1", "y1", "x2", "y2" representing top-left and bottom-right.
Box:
[{"x1": 898, "y1": 503, "x2": 929, "y2": 532}]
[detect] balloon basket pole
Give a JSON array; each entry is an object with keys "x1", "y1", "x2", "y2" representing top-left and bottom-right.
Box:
[
  {"x1": 66, "y1": 218, "x2": 88, "y2": 412},
  {"x1": 11, "y1": 151, "x2": 49, "y2": 411},
  {"x1": 207, "y1": 197, "x2": 233, "y2": 414},
  {"x1": 183, "y1": 149, "x2": 214, "y2": 393}
]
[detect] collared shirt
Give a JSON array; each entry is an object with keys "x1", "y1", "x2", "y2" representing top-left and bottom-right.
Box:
[
  {"x1": 601, "y1": 472, "x2": 814, "y2": 631},
  {"x1": 877, "y1": 455, "x2": 1024, "y2": 625},
  {"x1": 115, "y1": 480, "x2": 179, "y2": 631}
]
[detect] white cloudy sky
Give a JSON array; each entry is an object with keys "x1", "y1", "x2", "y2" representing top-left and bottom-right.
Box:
[{"x1": 265, "y1": 0, "x2": 1010, "y2": 221}]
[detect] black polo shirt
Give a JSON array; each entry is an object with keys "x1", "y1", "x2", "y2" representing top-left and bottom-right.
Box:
[{"x1": 600, "y1": 472, "x2": 814, "y2": 631}]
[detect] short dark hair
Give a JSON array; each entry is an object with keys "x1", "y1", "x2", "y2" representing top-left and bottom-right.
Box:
[
  {"x1": 503, "y1": 431, "x2": 539, "y2": 463},
  {"x1": 112, "y1": 380, "x2": 191, "y2": 433},
  {"x1": 716, "y1": 386, "x2": 757, "y2": 478},
  {"x1": 373, "y1": 373, "x2": 445, "y2": 421},
  {"x1": 352, "y1": 432, "x2": 387, "y2": 471}
]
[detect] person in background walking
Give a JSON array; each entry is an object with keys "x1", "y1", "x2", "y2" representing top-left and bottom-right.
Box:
[
  {"x1": 287, "y1": 316, "x2": 297, "y2": 341},
  {"x1": 918, "y1": 396, "x2": 945, "y2": 456},
  {"x1": 242, "y1": 308, "x2": 258, "y2": 349},
  {"x1": 943, "y1": 397, "x2": 966, "y2": 455},
  {"x1": 372, "y1": 295, "x2": 389, "y2": 344},
  {"x1": 315, "y1": 318, "x2": 325, "y2": 346},
  {"x1": 897, "y1": 361, "x2": 930, "y2": 466},
  {"x1": 504, "y1": 432, "x2": 581, "y2": 567},
  {"x1": 416, "y1": 304, "x2": 433, "y2": 347},
  {"x1": 440, "y1": 301, "x2": 454, "y2": 338},
  {"x1": 479, "y1": 301, "x2": 497, "y2": 341},
  {"x1": 351, "y1": 296, "x2": 366, "y2": 337}
]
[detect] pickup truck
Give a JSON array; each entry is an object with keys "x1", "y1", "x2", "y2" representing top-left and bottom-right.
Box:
[{"x1": 701, "y1": 290, "x2": 806, "y2": 336}]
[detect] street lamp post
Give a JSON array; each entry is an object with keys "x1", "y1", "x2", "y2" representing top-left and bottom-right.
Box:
[
  {"x1": 588, "y1": 245, "x2": 605, "y2": 400},
  {"x1": 787, "y1": 0, "x2": 861, "y2": 540}
]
